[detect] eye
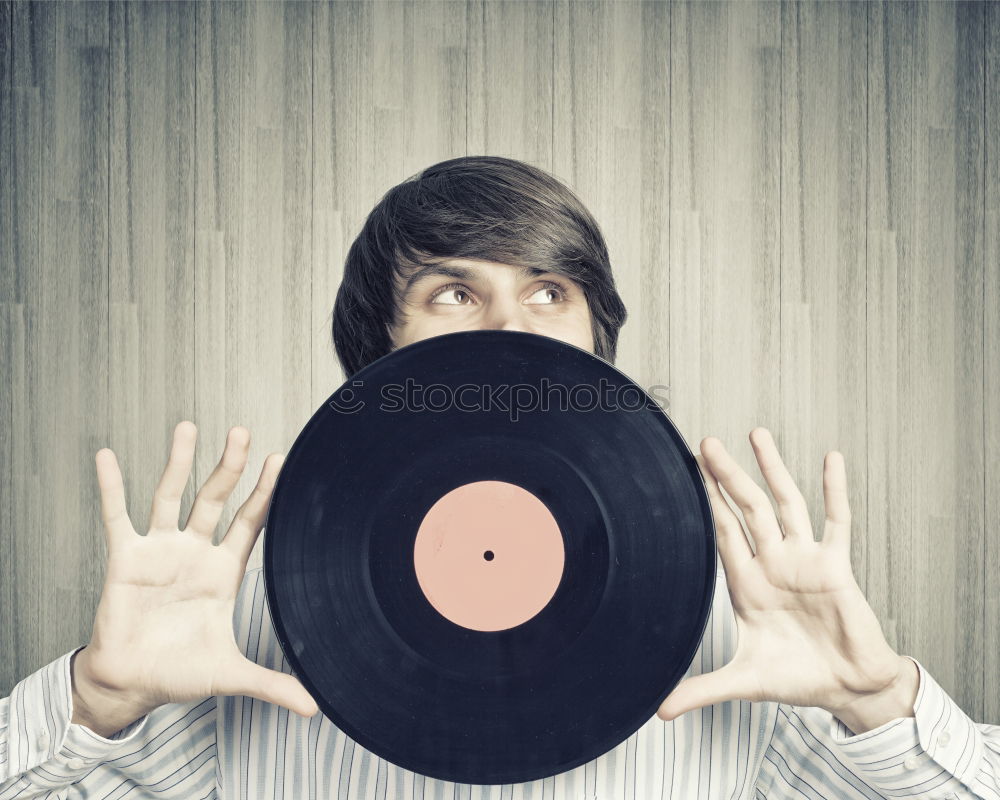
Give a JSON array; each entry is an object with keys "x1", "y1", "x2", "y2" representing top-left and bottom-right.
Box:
[
  {"x1": 429, "y1": 283, "x2": 475, "y2": 305},
  {"x1": 524, "y1": 281, "x2": 567, "y2": 305}
]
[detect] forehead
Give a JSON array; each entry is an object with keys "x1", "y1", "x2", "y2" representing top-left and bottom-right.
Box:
[{"x1": 400, "y1": 259, "x2": 551, "y2": 292}]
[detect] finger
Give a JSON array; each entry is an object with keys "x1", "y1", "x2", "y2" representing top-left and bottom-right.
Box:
[
  {"x1": 149, "y1": 421, "x2": 197, "y2": 532},
  {"x1": 184, "y1": 427, "x2": 251, "y2": 539},
  {"x1": 748, "y1": 428, "x2": 813, "y2": 541},
  {"x1": 820, "y1": 450, "x2": 852, "y2": 554},
  {"x1": 700, "y1": 437, "x2": 783, "y2": 548},
  {"x1": 695, "y1": 454, "x2": 754, "y2": 569},
  {"x1": 95, "y1": 448, "x2": 134, "y2": 546},
  {"x1": 656, "y1": 662, "x2": 754, "y2": 721},
  {"x1": 223, "y1": 659, "x2": 319, "y2": 718},
  {"x1": 221, "y1": 453, "x2": 285, "y2": 565}
]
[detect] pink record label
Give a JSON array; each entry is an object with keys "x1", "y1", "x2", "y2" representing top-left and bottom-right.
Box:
[{"x1": 413, "y1": 480, "x2": 565, "y2": 632}]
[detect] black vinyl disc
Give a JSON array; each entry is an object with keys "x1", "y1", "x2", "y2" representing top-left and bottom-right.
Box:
[{"x1": 263, "y1": 329, "x2": 716, "y2": 785}]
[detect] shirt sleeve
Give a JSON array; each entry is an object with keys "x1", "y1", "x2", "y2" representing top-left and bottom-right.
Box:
[
  {"x1": 755, "y1": 656, "x2": 1000, "y2": 800},
  {"x1": 825, "y1": 656, "x2": 1000, "y2": 799},
  {"x1": 0, "y1": 560, "x2": 268, "y2": 800},
  {"x1": 0, "y1": 644, "x2": 219, "y2": 800}
]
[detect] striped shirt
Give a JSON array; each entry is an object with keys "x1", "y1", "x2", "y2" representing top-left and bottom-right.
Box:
[{"x1": 2, "y1": 562, "x2": 998, "y2": 799}]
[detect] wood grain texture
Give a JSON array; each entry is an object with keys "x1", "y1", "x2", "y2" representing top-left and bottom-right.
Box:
[
  {"x1": 108, "y1": 1, "x2": 195, "y2": 565},
  {"x1": 778, "y1": 0, "x2": 868, "y2": 600},
  {"x1": 3, "y1": 0, "x2": 110, "y2": 685},
  {"x1": 0, "y1": 0, "x2": 13, "y2": 689},
  {"x1": 866, "y1": 0, "x2": 987, "y2": 718},
  {"x1": 985, "y1": 0, "x2": 999, "y2": 724},
  {"x1": 1, "y1": 0, "x2": 997, "y2": 728},
  {"x1": 192, "y1": 0, "x2": 313, "y2": 570},
  {"x1": 668, "y1": 2, "x2": 783, "y2": 499}
]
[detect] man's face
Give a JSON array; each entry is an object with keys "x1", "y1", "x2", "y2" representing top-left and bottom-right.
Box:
[{"x1": 389, "y1": 259, "x2": 595, "y2": 353}]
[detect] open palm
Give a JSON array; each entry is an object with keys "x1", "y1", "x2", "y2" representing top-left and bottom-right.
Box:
[
  {"x1": 79, "y1": 421, "x2": 318, "y2": 719},
  {"x1": 658, "y1": 428, "x2": 902, "y2": 722}
]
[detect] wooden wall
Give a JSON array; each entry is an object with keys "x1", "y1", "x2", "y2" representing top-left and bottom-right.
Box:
[{"x1": 1, "y1": 0, "x2": 997, "y2": 724}]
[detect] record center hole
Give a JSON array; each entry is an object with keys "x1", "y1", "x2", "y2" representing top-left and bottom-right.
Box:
[{"x1": 483, "y1": 550, "x2": 495, "y2": 562}]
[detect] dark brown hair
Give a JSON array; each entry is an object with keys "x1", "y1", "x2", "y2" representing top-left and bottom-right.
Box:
[{"x1": 331, "y1": 155, "x2": 627, "y2": 377}]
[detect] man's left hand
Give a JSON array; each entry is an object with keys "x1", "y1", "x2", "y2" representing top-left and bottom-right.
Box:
[{"x1": 656, "y1": 428, "x2": 919, "y2": 735}]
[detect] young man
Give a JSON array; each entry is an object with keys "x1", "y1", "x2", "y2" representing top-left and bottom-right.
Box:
[{"x1": 1, "y1": 156, "x2": 996, "y2": 799}]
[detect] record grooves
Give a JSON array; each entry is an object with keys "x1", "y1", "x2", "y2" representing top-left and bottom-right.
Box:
[{"x1": 264, "y1": 329, "x2": 716, "y2": 785}]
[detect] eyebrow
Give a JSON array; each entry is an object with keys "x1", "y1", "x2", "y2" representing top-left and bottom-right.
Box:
[{"x1": 402, "y1": 262, "x2": 549, "y2": 294}]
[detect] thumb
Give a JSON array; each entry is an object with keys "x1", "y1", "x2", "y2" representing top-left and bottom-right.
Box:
[
  {"x1": 226, "y1": 659, "x2": 320, "y2": 718},
  {"x1": 656, "y1": 663, "x2": 749, "y2": 721}
]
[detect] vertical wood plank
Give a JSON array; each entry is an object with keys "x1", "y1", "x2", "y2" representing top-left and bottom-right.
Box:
[
  {"x1": 0, "y1": 0, "x2": 10, "y2": 305},
  {"x1": 400, "y1": 0, "x2": 466, "y2": 179},
  {"x1": 108, "y1": 0, "x2": 195, "y2": 543},
  {"x1": 553, "y1": 0, "x2": 662, "y2": 396},
  {"x1": 312, "y1": 0, "x2": 357, "y2": 401},
  {"x1": 779, "y1": 3, "x2": 869, "y2": 590},
  {"x1": 195, "y1": 1, "x2": 313, "y2": 570},
  {"x1": 867, "y1": 0, "x2": 986, "y2": 716},
  {"x1": 669, "y1": 2, "x2": 781, "y2": 464},
  {"x1": 466, "y1": 0, "x2": 553, "y2": 165},
  {"x1": 0, "y1": 0, "x2": 15, "y2": 687},
  {"x1": 985, "y1": 0, "x2": 999, "y2": 722},
  {"x1": 951, "y1": 0, "x2": 987, "y2": 721},
  {"x1": 637, "y1": 0, "x2": 670, "y2": 409},
  {"x1": 2, "y1": 0, "x2": 110, "y2": 690}
]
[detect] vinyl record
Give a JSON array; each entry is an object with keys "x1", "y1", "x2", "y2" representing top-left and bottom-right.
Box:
[{"x1": 263, "y1": 329, "x2": 716, "y2": 785}]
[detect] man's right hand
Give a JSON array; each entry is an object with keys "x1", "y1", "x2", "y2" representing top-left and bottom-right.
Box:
[{"x1": 71, "y1": 420, "x2": 319, "y2": 738}]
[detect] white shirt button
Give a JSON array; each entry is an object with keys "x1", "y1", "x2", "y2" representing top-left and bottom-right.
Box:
[
  {"x1": 66, "y1": 757, "x2": 86, "y2": 770},
  {"x1": 903, "y1": 755, "x2": 920, "y2": 770},
  {"x1": 35, "y1": 729, "x2": 49, "y2": 748},
  {"x1": 937, "y1": 730, "x2": 951, "y2": 748}
]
